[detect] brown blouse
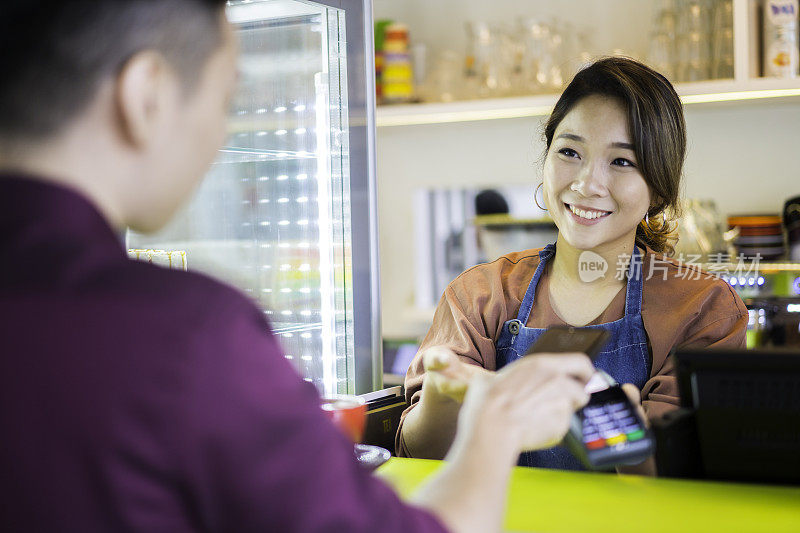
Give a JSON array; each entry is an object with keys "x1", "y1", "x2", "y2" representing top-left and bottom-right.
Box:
[{"x1": 396, "y1": 247, "x2": 748, "y2": 457}]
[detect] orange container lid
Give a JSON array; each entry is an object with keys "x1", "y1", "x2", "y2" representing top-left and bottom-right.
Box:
[
  {"x1": 385, "y1": 23, "x2": 409, "y2": 39},
  {"x1": 727, "y1": 215, "x2": 783, "y2": 226}
]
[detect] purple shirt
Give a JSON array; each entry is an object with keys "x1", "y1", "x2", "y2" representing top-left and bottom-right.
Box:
[{"x1": 0, "y1": 175, "x2": 446, "y2": 533}]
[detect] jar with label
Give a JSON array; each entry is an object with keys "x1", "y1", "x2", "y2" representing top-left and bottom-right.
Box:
[
  {"x1": 764, "y1": 0, "x2": 799, "y2": 78},
  {"x1": 381, "y1": 23, "x2": 415, "y2": 103}
]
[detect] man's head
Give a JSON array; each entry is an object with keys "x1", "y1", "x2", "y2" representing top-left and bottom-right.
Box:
[{"x1": 0, "y1": 0, "x2": 237, "y2": 232}]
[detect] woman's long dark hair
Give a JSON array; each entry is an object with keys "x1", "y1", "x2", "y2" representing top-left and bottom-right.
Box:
[{"x1": 544, "y1": 57, "x2": 686, "y2": 256}]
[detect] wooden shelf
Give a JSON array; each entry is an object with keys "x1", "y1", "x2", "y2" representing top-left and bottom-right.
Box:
[{"x1": 376, "y1": 78, "x2": 800, "y2": 127}]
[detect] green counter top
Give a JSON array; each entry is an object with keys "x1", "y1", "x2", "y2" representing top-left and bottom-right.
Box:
[{"x1": 376, "y1": 458, "x2": 800, "y2": 532}]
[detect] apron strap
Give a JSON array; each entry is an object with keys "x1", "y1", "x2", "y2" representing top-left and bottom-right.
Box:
[
  {"x1": 516, "y1": 244, "x2": 645, "y2": 324},
  {"x1": 624, "y1": 246, "x2": 644, "y2": 316},
  {"x1": 516, "y1": 244, "x2": 555, "y2": 323}
]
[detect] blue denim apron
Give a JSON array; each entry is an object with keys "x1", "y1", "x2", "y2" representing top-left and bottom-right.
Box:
[{"x1": 495, "y1": 243, "x2": 650, "y2": 470}]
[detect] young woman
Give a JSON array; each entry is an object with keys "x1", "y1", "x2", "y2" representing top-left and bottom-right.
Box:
[{"x1": 397, "y1": 57, "x2": 748, "y2": 472}]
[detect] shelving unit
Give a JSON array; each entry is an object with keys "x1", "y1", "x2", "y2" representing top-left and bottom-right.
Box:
[
  {"x1": 715, "y1": 261, "x2": 800, "y2": 272},
  {"x1": 375, "y1": 0, "x2": 800, "y2": 127},
  {"x1": 377, "y1": 77, "x2": 800, "y2": 126}
]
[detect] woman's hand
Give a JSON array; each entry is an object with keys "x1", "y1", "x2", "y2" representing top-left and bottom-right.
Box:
[
  {"x1": 422, "y1": 346, "x2": 492, "y2": 403},
  {"x1": 620, "y1": 383, "x2": 649, "y2": 428},
  {"x1": 402, "y1": 347, "x2": 492, "y2": 459},
  {"x1": 616, "y1": 383, "x2": 657, "y2": 476}
]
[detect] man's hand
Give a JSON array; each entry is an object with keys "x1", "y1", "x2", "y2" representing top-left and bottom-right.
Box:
[
  {"x1": 412, "y1": 352, "x2": 594, "y2": 533},
  {"x1": 456, "y1": 353, "x2": 594, "y2": 455}
]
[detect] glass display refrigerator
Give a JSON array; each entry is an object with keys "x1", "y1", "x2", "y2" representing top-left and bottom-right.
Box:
[{"x1": 127, "y1": 0, "x2": 381, "y2": 396}]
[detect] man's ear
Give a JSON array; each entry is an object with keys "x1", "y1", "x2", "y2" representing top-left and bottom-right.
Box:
[{"x1": 114, "y1": 50, "x2": 177, "y2": 148}]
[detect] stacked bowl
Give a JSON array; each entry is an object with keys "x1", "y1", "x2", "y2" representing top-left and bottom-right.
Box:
[{"x1": 728, "y1": 215, "x2": 785, "y2": 260}]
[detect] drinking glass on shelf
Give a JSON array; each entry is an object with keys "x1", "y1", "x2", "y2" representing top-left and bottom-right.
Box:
[
  {"x1": 465, "y1": 21, "x2": 500, "y2": 98},
  {"x1": 711, "y1": 0, "x2": 734, "y2": 79},
  {"x1": 575, "y1": 30, "x2": 596, "y2": 73},
  {"x1": 517, "y1": 19, "x2": 566, "y2": 93},
  {"x1": 554, "y1": 22, "x2": 594, "y2": 85},
  {"x1": 424, "y1": 50, "x2": 464, "y2": 102},
  {"x1": 463, "y1": 21, "x2": 482, "y2": 99},
  {"x1": 411, "y1": 43, "x2": 428, "y2": 96},
  {"x1": 492, "y1": 23, "x2": 518, "y2": 97},
  {"x1": 518, "y1": 18, "x2": 550, "y2": 94},
  {"x1": 649, "y1": 31, "x2": 676, "y2": 80},
  {"x1": 506, "y1": 24, "x2": 530, "y2": 95},
  {"x1": 545, "y1": 20, "x2": 565, "y2": 91},
  {"x1": 686, "y1": 30, "x2": 710, "y2": 81},
  {"x1": 676, "y1": 0, "x2": 712, "y2": 81},
  {"x1": 649, "y1": 1, "x2": 678, "y2": 80}
]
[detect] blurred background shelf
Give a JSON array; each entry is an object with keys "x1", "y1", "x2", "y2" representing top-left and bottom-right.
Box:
[
  {"x1": 371, "y1": 0, "x2": 800, "y2": 340},
  {"x1": 377, "y1": 77, "x2": 800, "y2": 126},
  {"x1": 707, "y1": 261, "x2": 800, "y2": 271}
]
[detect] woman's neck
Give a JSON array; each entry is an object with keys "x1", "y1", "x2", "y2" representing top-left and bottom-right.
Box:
[{"x1": 550, "y1": 233, "x2": 638, "y2": 289}]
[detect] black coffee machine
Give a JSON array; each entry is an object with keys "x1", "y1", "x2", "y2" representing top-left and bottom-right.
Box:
[
  {"x1": 785, "y1": 195, "x2": 800, "y2": 261},
  {"x1": 746, "y1": 297, "x2": 800, "y2": 348}
]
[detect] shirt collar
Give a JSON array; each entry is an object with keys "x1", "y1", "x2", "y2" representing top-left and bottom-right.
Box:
[{"x1": 0, "y1": 172, "x2": 126, "y2": 262}]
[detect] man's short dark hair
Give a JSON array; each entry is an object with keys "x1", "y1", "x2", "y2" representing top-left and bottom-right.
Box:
[{"x1": 0, "y1": 0, "x2": 227, "y2": 144}]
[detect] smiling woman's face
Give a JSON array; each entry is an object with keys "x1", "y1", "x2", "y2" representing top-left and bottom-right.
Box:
[{"x1": 542, "y1": 94, "x2": 651, "y2": 252}]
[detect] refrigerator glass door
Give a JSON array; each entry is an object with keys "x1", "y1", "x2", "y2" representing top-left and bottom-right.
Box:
[{"x1": 127, "y1": 0, "x2": 355, "y2": 396}]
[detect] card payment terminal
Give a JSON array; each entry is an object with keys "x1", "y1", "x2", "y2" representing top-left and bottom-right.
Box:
[{"x1": 525, "y1": 326, "x2": 655, "y2": 470}]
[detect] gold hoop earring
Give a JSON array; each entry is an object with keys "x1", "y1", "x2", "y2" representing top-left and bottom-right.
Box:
[{"x1": 534, "y1": 183, "x2": 547, "y2": 211}]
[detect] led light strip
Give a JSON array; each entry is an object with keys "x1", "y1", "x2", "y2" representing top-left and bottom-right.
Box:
[
  {"x1": 376, "y1": 104, "x2": 555, "y2": 127},
  {"x1": 680, "y1": 88, "x2": 800, "y2": 104},
  {"x1": 376, "y1": 88, "x2": 800, "y2": 127}
]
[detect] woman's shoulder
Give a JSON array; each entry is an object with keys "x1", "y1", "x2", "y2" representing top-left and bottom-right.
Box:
[
  {"x1": 451, "y1": 248, "x2": 544, "y2": 288},
  {"x1": 641, "y1": 248, "x2": 748, "y2": 360},
  {"x1": 441, "y1": 248, "x2": 545, "y2": 310}
]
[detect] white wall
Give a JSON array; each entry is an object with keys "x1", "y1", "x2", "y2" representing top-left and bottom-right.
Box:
[{"x1": 376, "y1": 100, "x2": 800, "y2": 338}]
